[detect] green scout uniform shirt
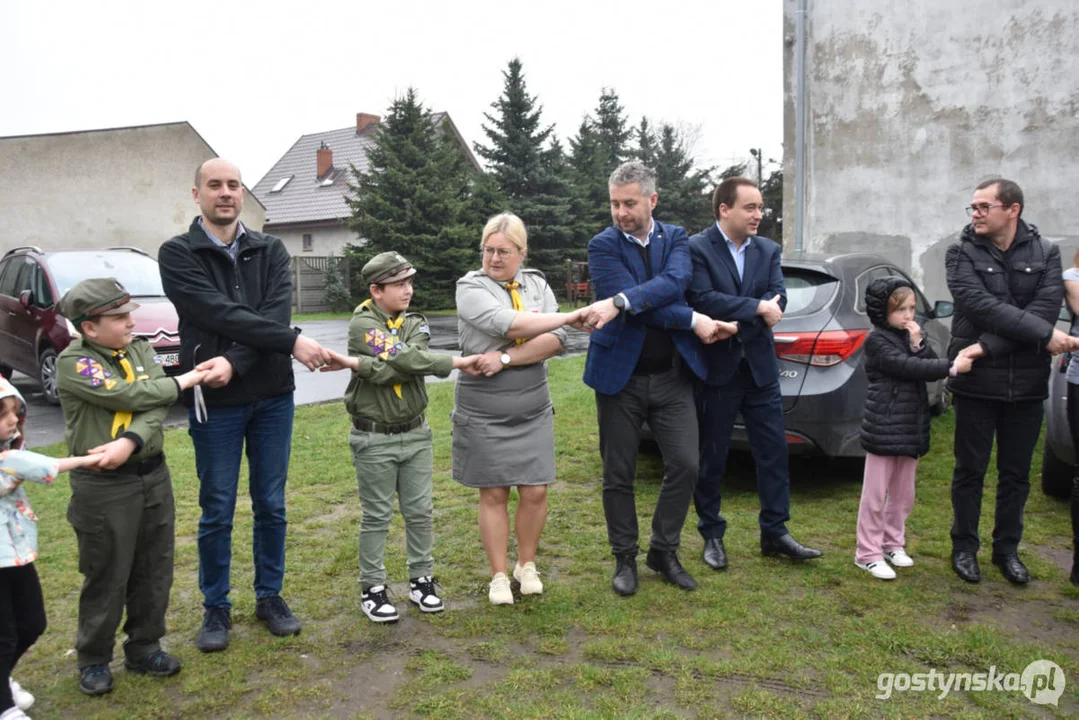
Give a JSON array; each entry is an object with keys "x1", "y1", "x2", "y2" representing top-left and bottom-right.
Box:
[
  {"x1": 344, "y1": 299, "x2": 453, "y2": 424},
  {"x1": 57, "y1": 337, "x2": 179, "y2": 460}
]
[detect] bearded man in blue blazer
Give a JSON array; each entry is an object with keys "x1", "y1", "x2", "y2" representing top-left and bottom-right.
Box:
[
  {"x1": 583, "y1": 161, "x2": 736, "y2": 596},
  {"x1": 687, "y1": 177, "x2": 822, "y2": 570}
]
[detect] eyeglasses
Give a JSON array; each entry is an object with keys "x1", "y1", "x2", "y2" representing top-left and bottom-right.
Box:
[
  {"x1": 965, "y1": 203, "x2": 1005, "y2": 217},
  {"x1": 482, "y1": 246, "x2": 517, "y2": 259}
]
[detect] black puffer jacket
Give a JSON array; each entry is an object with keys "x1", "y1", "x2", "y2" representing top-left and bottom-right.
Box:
[
  {"x1": 861, "y1": 277, "x2": 951, "y2": 458},
  {"x1": 945, "y1": 221, "x2": 1061, "y2": 402}
]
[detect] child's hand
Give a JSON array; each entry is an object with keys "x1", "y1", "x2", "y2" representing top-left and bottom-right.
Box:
[
  {"x1": 905, "y1": 320, "x2": 922, "y2": 348},
  {"x1": 953, "y1": 355, "x2": 974, "y2": 374},
  {"x1": 318, "y1": 349, "x2": 355, "y2": 372},
  {"x1": 86, "y1": 438, "x2": 138, "y2": 470}
]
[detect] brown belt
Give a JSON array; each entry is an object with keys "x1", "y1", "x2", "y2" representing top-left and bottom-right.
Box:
[{"x1": 351, "y1": 415, "x2": 425, "y2": 435}]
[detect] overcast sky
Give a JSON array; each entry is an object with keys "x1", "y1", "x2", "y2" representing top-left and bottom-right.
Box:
[{"x1": 1, "y1": 1, "x2": 784, "y2": 188}]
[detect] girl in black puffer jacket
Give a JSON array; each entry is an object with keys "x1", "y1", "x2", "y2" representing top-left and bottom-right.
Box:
[{"x1": 854, "y1": 278, "x2": 973, "y2": 580}]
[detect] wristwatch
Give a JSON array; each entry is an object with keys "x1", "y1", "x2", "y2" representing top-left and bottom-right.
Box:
[
  {"x1": 612, "y1": 294, "x2": 626, "y2": 311},
  {"x1": 500, "y1": 352, "x2": 512, "y2": 367}
]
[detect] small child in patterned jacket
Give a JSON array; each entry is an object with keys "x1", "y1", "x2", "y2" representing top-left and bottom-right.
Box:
[{"x1": 0, "y1": 377, "x2": 102, "y2": 719}]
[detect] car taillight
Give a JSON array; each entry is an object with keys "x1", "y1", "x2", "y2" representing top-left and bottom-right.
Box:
[{"x1": 774, "y1": 329, "x2": 868, "y2": 367}]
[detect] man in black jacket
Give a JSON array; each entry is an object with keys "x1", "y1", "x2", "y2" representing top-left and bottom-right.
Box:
[
  {"x1": 159, "y1": 158, "x2": 329, "y2": 651},
  {"x1": 945, "y1": 178, "x2": 1078, "y2": 585}
]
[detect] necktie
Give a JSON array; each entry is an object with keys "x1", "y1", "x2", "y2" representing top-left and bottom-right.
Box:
[
  {"x1": 386, "y1": 316, "x2": 405, "y2": 399},
  {"x1": 110, "y1": 350, "x2": 135, "y2": 438},
  {"x1": 504, "y1": 282, "x2": 527, "y2": 346}
]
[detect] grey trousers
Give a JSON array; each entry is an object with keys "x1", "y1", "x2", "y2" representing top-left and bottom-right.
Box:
[
  {"x1": 596, "y1": 367, "x2": 699, "y2": 556},
  {"x1": 68, "y1": 460, "x2": 175, "y2": 667}
]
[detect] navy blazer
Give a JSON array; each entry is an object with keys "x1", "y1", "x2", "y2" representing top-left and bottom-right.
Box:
[
  {"x1": 583, "y1": 221, "x2": 706, "y2": 396},
  {"x1": 687, "y1": 224, "x2": 786, "y2": 387}
]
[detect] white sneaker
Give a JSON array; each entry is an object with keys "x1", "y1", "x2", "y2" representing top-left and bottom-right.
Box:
[
  {"x1": 0, "y1": 705, "x2": 30, "y2": 720},
  {"x1": 488, "y1": 572, "x2": 514, "y2": 605},
  {"x1": 513, "y1": 562, "x2": 543, "y2": 595},
  {"x1": 361, "y1": 585, "x2": 399, "y2": 623},
  {"x1": 855, "y1": 559, "x2": 897, "y2": 580},
  {"x1": 408, "y1": 576, "x2": 445, "y2": 613},
  {"x1": 884, "y1": 550, "x2": 914, "y2": 567},
  {"x1": 9, "y1": 677, "x2": 33, "y2": 711}
]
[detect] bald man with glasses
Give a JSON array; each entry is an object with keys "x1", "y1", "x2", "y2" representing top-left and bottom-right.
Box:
[{"x1": 945, "y1": 178, "x2": 1078, "y2": 585}]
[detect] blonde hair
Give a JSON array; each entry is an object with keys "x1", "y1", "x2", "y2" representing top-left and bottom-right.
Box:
[
  {"x1": 888, "y1": 286, "x2": 915, "y2": 313},
  {"x1": 481, "y1": 213, "x2": 528, "y2": 253}
]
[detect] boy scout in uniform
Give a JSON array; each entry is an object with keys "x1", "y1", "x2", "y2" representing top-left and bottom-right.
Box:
[
  {"x1": 55, "y1": 279, "x2": 206, "y2": 696},
  {"x1": 322, "y1": 252, "x2": 480, "y2": 623}
]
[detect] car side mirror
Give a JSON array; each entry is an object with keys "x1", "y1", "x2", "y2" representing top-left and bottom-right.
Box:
[
  {"x1": 18, "y1": 290, "x2": 32, "y2": 310},
  {"x1": 931, "y1": 300, "x2": 953, "y2": 319}
]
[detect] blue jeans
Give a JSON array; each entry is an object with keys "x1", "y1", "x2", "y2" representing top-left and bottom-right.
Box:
[{"x1": 189, "y1": 393, "x2": 294, "y2": 609}]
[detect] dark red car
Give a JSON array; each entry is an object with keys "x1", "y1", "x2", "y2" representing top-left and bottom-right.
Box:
[{"x1": 0, "y1": 246, "x2": 181, "y2": 404}]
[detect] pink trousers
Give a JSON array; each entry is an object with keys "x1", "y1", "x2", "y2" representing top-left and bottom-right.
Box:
[{"x1": 855, "y1": 453, "x2": 918, "y2": 564}]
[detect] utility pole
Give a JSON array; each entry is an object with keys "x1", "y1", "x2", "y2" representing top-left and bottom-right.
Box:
[{"x1": 749, "y1": 148, "x2": 763, "y2": 185}]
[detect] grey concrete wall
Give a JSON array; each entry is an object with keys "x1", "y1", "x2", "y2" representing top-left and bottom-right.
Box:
[
  {"x1": 783, "y1": 0, "x2": 1079, "y2": 302},
  {"x1": 0, "y1": 123, "x2": 265, "y2": 257},
  {"x1": 268, "y1": 222, "x2": 360, "y2": 257}
]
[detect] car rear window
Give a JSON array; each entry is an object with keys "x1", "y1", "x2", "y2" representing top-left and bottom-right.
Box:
[
  {"x1": 46, "y1": 251, "x2": 166, "y2": 298},
  {"x1": 782, "y1": 268, "x2": 839, "y2": 318}
]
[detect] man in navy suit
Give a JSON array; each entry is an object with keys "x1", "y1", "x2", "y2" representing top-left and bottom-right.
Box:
[
  {"x1": 583, "y1": 161, "x2": 736, "y2": 596},
  {"x1": 687, "y1": 177, "x2": 822, "y2": 569}
]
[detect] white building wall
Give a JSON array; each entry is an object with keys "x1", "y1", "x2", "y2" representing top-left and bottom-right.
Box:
[
  {"x1": 0, "y1": 123, "x2": 265, "y2": 258},
  {"x1": 269, "y1": 222, "x2": 361, "y2": 258},
  {"x1": 783, "y1": 0, "x2": 1079, "y2": 301}
]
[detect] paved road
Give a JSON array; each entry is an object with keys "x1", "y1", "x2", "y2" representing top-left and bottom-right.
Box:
[{"x1": 16, "y1": 317, "x2": 589, "y2": 449}]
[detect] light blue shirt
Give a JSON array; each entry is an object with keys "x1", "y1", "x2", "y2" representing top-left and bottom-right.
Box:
[
  {"x1": 717, "y1": 222, "x2": 751, "y2": 281},
  {"x1": 616, "y1": 218, "x2": 657, "y2": 312},
  {"x1": 198, "y1": 217, "x2": 247, "y2": 265}
]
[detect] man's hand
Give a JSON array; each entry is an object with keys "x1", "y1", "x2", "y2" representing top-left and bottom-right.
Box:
[
  {"x1": 953, "y1": 354, "x2": 974, "y2": 374},
  {"x1": 693, "y1": 314, "x2": 721, "y2": 344},
  {"x1": 958, "y1": 343, "x2": 986, "y2": 361},
  {"x1": 175, "y1": 368, "x2": 209, "y2": 391},
  {"x1": 475, "y1": 351, "x2": 504, "y2": 377},
  {"x1": 905, "y1": 320, "x2": 922, "y2": 348},
  {"x1": 318, "y1": 349, "x2": 357, "y2": 372},
  {"x1": 86, "y1": 437, "x2": 138, "y2": 470},
  {"x1": 565, "y1": 308, "x2": 591, "y2": 332},
  {"x1": 583, "y1": 298, "x2": 620, "y2": 330},
  {"x1": 712, "y1": 320, "x2": 739, "y2": 341},
  {"x1": 194, "y1": 356, "x2": 234, "y2": 388},
  {"x1": 453, "y1": 354, "x2": 485, "y2": 376},
  {"x1": 756, "y1": 296, "x2": 783, "y2": 328},
  {"x1": 1047, "y1": 329, "x2": 1079, "y2": 355},
  {"x1": 293, "y1": 334, "x2": 329, "y2": 371}
]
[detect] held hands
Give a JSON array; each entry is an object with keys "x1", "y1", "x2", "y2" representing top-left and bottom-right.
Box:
[
  {"x1": 86, "y1": 437, "x2": 138, "y2": 470},
  {"x1": 452, "y1": 354, "x2": 486, "y2": 376},
  {"x1": 756, "y1": 295, "x2": 784, "y2": 328},
  {"x1": 693, "y1": 314, "x2": 739, "y2": 344},
  {"x1": 318, "y1": 348, "x2": 357, "y2": 373},
  {"x1": 1046, "y1": 329, "x2": 1079, "y2": 355},
  {"x1": 293, "y1": 334, "x2": 332, "y2": 371},
  {"x1": 580, "y1": 298, "x2": 620, "y2": 330},
  {"x1": 193, "y1": 356, "x2": 234, "y2": 388},
  {"x1": 176, "y1": 368, "x2": 210, "y2": 391},
  {"x1": 474, "y1": 351, "x2": 505, "y2": 377},
  {"x1": 952, "y1": 354, "x2": 974, "y2": 375}
]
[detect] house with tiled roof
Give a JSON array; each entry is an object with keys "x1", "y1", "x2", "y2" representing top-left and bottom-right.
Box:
[{"x1": 253, "y1": 112, "x2": 480, "y2": 257}]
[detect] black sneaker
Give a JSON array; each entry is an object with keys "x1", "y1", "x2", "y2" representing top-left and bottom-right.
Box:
[
  {"x1": 79, "y1": 664, "x2": 113, "y2": 696},
  {"x1": 361, "y1": 585, "x2": 400, "y2": 623},
  {"x1": 408, "y1": 576, "x2": 445, "y2": 613},
  {"x1": 124, "y1": 649, "x2": 182, "y2": 677},
  {"x1": 196, "y1": 606, "x2": 231, "y2": 652},
  {"x1": 255, "y1": 594, "x2": 302, "y2": 637}
]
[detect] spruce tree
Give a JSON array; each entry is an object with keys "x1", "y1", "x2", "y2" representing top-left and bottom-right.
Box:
[
  {"x1": 345, "y1": 88, "x2": 478, "y2": 310},
  {"x1": 653, "y1": 123, "x2": 714, "y2": 233},
  {"x1": 474, "y1": 58, "x2": 577, "y2": 277}
]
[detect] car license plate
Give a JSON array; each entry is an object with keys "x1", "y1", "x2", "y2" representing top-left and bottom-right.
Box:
[{"x1": 158, "y1": 353, "x2": 180, "y2": 367}]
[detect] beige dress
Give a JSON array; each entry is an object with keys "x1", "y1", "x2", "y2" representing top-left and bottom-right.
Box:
[{"x1": 452, "y1": 268, "x2": 565, "y2": 487}]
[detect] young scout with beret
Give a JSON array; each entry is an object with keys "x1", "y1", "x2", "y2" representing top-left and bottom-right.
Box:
[
  {"x1": 321, "y1": 252, "x2": 481, "y2": 623},
  {"x1": 55, "y1": 278, "x2": 206, "y2": 696}
]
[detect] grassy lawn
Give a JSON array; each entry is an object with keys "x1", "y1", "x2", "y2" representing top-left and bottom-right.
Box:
[{"x1": 17, "y1": 356, "x2": 1079, "y2": 718}]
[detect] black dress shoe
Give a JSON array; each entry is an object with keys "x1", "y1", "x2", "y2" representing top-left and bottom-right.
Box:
[
  {"x1": 951, "y1": 550, "x2": 981, "y2": 583},
  {"x1": 612, "y1": 554, "x2": 638, "y2": 596},
  {"x1": 645, "y1": 549, "x2": 697, "y2": 590},
  {"x1": 760, "y1": 533, "x2": 822, "y2": 560},
  {"x1": 703, "y1": 538, "x2": 728, "y2": 570},
  {"x1": 991, "y1": 553, "x2": 1030, "y2": 585}
]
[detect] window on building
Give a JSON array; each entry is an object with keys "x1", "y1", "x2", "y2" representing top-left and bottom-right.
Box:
[
  {"x1": 270, "y1": 175, "x2": 293, "y2": 193},
  {"x1": 302, "y1": 234, "x2": 313, "y2": 252}
]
